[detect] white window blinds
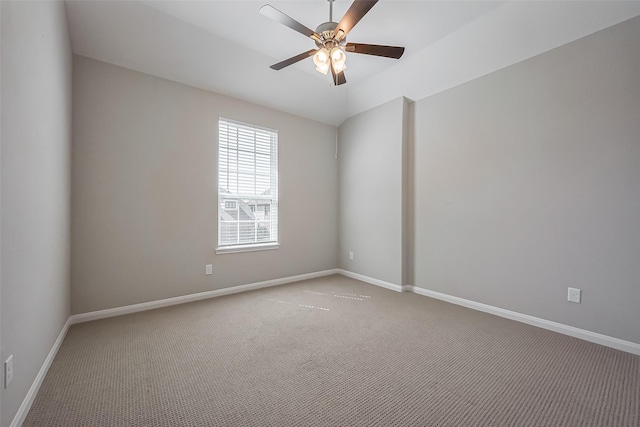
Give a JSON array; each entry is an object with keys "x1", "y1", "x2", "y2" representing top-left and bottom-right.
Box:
[{"x1": 218, "y1": 118, "x2": 278, "y2": 249}]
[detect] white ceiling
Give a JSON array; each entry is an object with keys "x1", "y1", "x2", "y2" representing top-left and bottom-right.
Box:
[
  {"x1": 65, "y1": 1, "x2": 640, "y2": 125},
  {"x1": 139, "y1": 0, "x2": 502, "y2": 83}
]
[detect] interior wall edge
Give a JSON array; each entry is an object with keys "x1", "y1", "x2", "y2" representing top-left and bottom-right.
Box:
[
  {"x1": 337, "y1": 269, "x2": 403, "y2": 293},
  {"x1": 337, "y1": 96, "x2": 406, "y2": 285},
  {"x1": 402, "y1": 97, "x2": 415, "y2": 287}
]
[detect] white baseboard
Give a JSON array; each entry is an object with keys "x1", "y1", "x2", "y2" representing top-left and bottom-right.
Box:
[
  {"x1": 337, "y1": 269, "x2": 404, "y2": 292},
  {"x1": 70, "y1": 269, "x2": 340, "y2": 325},
  {"x1": 11, "y1": 317, "x2": 72, "y2": 427},
  {"x1": 406, "y1": 285, "x2": 640, "y2": 356}
]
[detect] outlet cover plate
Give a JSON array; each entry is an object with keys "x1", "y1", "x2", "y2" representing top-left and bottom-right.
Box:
[
  {"x1": 567, "y1": 287, "x2": 581, "y2": 303},
  {"x1": 205, "y1": 264, "x2": 213, "y2": 275},
  {"x1": 5, "y1": 355, "x2": 14, "y2": 388}
]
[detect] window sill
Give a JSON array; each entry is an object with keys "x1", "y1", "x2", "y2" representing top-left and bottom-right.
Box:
[{"x1": 216, "y1": 243, "x2": 280, "y2": 255}]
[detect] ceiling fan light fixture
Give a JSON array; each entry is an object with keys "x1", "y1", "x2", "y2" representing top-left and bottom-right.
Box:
[
  {"x1": 330, "y1": 47, "x2": 347, "y2": 72},
  {"x1": 313, "y1": 48, "x2": 330, "y2": 68},
  {"x1": 333, "y1": 62, "x2": 346, "y2": 73},
  {"x1": 261, "y1": 0, "x2": 405, "y2": 85},
  {"x1": 330, "y1": 47, "x2": 345, "y2": 65},
  {"x1": 316, "y1": 63, "x2": 330, "y2": 75}
]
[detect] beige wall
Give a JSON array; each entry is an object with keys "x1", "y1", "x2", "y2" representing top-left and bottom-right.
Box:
[
  {"x1": 1, "y1": 1, "x2": 72, "y2": 425},
  {"x1": 338, "y1": 97, "x2": 409, "y2": 286},
  {"x1": 71, "y1": 56, "x2": 338, "y2": 314},
  {"x1": 413, "y1": 16, "x2": 640, "y2": 343}
]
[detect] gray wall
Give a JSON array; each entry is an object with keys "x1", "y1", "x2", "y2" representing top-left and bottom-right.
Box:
[
  {"x1": 71, "y1": 56, "x2": 338, "y2": 314},
  {"x1": 413, "y1": 16, "x2": 640, "y2": 343},
  {"x1": 338, "y1": 97, "x2": 409, "y2": 286},
  {"x1": 1, "y1": 1, "x2": 72, "y2": 425},
  {"x1": 0, "y1": 3, "x2": 3, "y2": 421}
]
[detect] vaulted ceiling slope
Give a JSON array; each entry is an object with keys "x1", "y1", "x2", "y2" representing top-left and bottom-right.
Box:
[{"x1": 65, "y1": 1, "x2": 640, "y2": 126}]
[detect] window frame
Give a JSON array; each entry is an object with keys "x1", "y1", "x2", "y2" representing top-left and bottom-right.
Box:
[{"x1": 216, "y1": 117, "x2": 279, "y2": 254}]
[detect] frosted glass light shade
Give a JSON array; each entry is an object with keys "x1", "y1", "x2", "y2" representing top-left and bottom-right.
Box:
[
  {"x1": 316, "y1": 63, "x2": 330, "y2": 74},
  {"x1": 331, "y1": 48, "x2": 346, "y2": 70},
  {"x1": 313, "y1": 48, "x2": 330, "y2": 68}
]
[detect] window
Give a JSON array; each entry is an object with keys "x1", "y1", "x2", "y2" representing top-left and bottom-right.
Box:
[{"x1": 217, "y1": 118, "x2": 278, "y2": 253}]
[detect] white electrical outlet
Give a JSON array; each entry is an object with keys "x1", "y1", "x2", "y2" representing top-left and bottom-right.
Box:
[
  {"x1": 205, "y1": 264, "x2": 213, "y2": 275},
  {"x1": 349, "y1": 251, "x2": 354, "y2": 260},
  {"x1": 567, "y1": 287, "x2": 581, "y2": 303},
  {"x1": 5, "y1": 355, "x2": 14, "y2": 388}
]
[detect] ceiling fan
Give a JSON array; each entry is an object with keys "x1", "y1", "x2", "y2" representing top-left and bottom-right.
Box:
[{"x1": 260, "y1": 0, "x2": 405, "y2": 86}]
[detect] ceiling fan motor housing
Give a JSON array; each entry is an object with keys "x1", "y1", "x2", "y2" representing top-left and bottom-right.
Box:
[{"x1": 314, "y1": 22, "x2": 346, "y2": 49}]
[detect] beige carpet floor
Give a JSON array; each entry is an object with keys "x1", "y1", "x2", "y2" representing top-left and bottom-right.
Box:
[{"x1": 24, "y1": 275, "x2": 639, "y2": 426}]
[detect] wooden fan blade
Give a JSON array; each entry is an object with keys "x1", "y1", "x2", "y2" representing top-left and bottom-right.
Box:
[
  {"x1": 334, "y1": 0, "x2": 378, "y2": 41},
  {"x1": 331, "y1": 62, "x2": 347, "y2": 86},
  {"x1": 270, "y1": 49, "x2": 316, "y2": 70},
  {"x1": 260, "y1": 5, "x2": 320, "y2": 41},
  {"x1": 345, "y1": 43, "x2": 405, "y2": 59},
  {"x1": 337, "y1": 71, "x2": 347, "y2": 85}
]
